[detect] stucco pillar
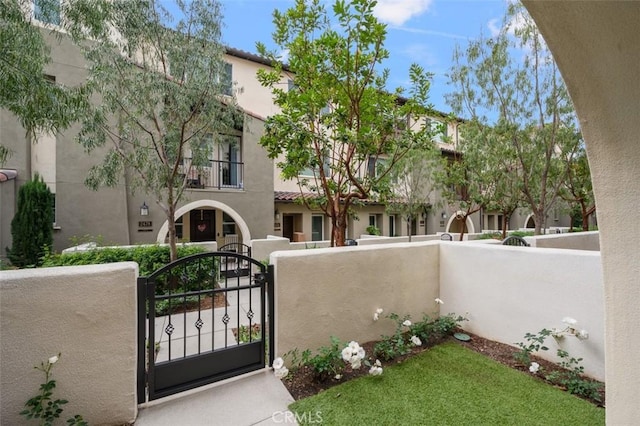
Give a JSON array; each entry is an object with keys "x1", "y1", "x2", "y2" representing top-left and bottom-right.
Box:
[{"x1": 523, "y1": 2, "x2": 640, "y2": 423}]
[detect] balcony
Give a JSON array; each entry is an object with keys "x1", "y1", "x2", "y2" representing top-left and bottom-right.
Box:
[{"x1": 181, "y1": 159, "x2": 243, "y2": 190}]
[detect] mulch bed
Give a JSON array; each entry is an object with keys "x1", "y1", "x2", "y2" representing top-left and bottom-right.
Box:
[{"x1": 281, "y1": 331, "x2": 605, "y2": 407}]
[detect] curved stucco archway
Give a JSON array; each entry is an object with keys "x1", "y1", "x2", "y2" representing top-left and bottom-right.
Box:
[
  {"x1": 523, "y1": 2, "x2": 640, "y2": 423},
  {"x1": 445, "y1": 211, "x2": 475, "y2": 235},
  {"x1": 156, "y1": 200, "x2": 251, "y2": 244},
  {"x1": 523, "y1": 214, "x2": 535, "y2": 229}
]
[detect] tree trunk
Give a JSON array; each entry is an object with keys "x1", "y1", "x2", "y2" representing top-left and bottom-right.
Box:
[
  {"x1": 407, "y1": 215, "x2": 412, "y2": 243},
  {"x1": 501, "y1": 214, "x2": 509, "y2": 239},
  {"x1": 458, "y1": 214, "x2": 467, "y2": 241},
  {"x1": 168, "y1": 208, "x2": 178, "y2": 262},
  {"x1": 534, "y1": 211, "x2": 544, "y2": 235},
  {"x1": 581, "y1": 201, "x2": 590, "y2": 231},
  {"x1": 333, "y1": 209, "x2": 347, "y2": 246}
]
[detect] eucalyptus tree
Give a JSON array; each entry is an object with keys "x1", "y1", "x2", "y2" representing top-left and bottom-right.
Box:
[
  {"x1": 447, "y1": 3, "x2": 580, "y2": 234},
  {"x1": 0, "y1": 0, "x2": 88, "y2": 165},
  {"x1": 73, "y1": 0, "x2": 240, "y2": 261},
  {"x1": 256, "y1": 0, "x2": 435, "y2": 246}
]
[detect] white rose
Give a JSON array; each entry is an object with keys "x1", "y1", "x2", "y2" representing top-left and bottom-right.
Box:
[
  {"x1": 274, "y1": 366, "x2": 289, "y2": 379},
  {"x1": 402, "y1": 320, "x2": 412, "y2": 327},
  {"x1": 529, "y1": 362, "x2": 540, "y2": 373},
  {"x1": 48, "y1": 355, "x2": 59, "y2": 365},
  {"x1": 272, "y1": 357, "x2": 284, "y2": 370},
  {"x1": 576, "y1": 329, "x2": 589, "y2": 340}
]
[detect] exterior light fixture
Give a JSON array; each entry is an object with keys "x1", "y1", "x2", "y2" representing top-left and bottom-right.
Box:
[
  {"x1": 441, "y1": 212, "x2": 447, "y2": 220},
  {"x1": 275, "y1": 209, "x2": 281, "y2": 221},
  {"x1": 140, "y1": 202, "x2": 149, "y2": 216}
]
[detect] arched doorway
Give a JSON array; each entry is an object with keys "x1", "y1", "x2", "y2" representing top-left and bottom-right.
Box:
[
  {"x1": 156, "y1": 200, "x2": 251, "y2": 246},
  {"x1": 524, "y1": 214, "x2": 535, "y2": 229},
  {"x1": 446, "y1": 212, "x2": 475, "y2": 235}
]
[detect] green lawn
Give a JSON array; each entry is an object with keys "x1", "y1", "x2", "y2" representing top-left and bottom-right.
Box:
[{"x1": 290, "y1": 342, "x2": 604, "y2": 426}]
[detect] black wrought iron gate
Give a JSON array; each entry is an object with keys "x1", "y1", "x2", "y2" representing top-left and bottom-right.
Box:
[{"x1": 137, "y1": 252, "x2": 274, "y2": 403}]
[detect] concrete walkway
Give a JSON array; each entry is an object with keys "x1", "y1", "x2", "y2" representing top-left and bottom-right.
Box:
[{"x1": 135, "y1": 369, "x2": 297, "y2": 426}]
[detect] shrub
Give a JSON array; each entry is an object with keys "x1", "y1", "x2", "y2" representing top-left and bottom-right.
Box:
[
  {"x1": 514, "y1": 329, "x2": 551, "y2": 366},
  {"x1": 7, "y1": 174, "x2": 53, "y2": 267},
  {"x1": 545, "y1": 349, "x2": 602, "y2": 402},
  {"x1": 41, "y1": 244, "x2": 206, "y2": 276},
  {"x1": 301, "y1": 336, "x2": 345, "y2": 382},
  {"x1": 366, "y1": 225, "x2": 381, "y2": 236}
]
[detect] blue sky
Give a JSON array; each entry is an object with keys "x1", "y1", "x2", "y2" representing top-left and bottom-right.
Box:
[{"x1": 174, "y1": 0, "x2": 510, "y2": 114}]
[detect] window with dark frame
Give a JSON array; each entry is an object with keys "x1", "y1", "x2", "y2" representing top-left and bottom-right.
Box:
[{"x1": 34, "y1": 0, "x2": 60, "y2": 25}]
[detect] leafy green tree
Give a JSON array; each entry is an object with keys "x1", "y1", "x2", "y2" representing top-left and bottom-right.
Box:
[
  {"x1": 447, "y1": 3, "x2": 580, "y2": 235},
  {"x1": 0, "y1": 0, "x2": 88, "y2": 165},
  {"x1": 73, "y1": 0, "x2": 240, "y2": 261},
  {"x1": 386, "y1": 146, "x2": 441, "y2": 241},
  {"x1": 7, "y1": 174, "x2": 53, "y2": 267},
  {"x1": 560, "y1": 144, "x2": 595, "y2": 231},
  {"x1": 256, "y1": 0, "x2": 435, "y2": 246}
]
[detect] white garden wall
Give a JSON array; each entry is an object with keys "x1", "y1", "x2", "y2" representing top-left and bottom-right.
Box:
[
  {"x1": 0, "y1": 263, "x2": 138, "y2": 425},
  {"x1": 440, "y1": 243, "x2": 605, "y2": 381},
  {"x1": 272, "y1": 242, "x2": 441, "y2": 358}
]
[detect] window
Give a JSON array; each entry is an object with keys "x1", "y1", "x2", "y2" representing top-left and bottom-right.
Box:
[
  {"x1": 369, "y1": 214, "x2": 377, "y2": 228},
  {"x1": 389, "y1": 215, "x2": 396, "y2": 237},
  {"x1": 367, "y1": 156, "x2": 387, "y2": 178},
  {"x1": 34, "y1": 0, "x2": 60, "y2": 25},
  {"x1": 311, "y1": 215, "x2": 324, "y2": 241},
  {"x1": 175, "y1": 216, "x2": 183, "y2": 240},
  {"x1": 51, "y1": 193, "x2": 57, "y2": 227},
  {"x1": 222, "y1": 62, "x2": 232, "y2": 96},
  {"x1": 300, "y1": 154, "x2": 330, "y2": 178},
  {"x1": 222, "y1": 212, "x2": 236, "y2": 236},
  {"x1": 219, "y1": 134, "x2": 242, "y2": 187},
  {"x1": 426, "y1": 118, "x2": 448, "y2": 144}
]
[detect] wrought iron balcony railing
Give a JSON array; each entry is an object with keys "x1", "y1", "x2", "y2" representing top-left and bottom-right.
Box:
[{"x1": 180, "y1": 159, "x2": 244, "y2": 190}]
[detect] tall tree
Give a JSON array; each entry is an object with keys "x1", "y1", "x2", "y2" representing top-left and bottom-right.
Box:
[
  {"x1": 73, "y1": 0, "x2": 241, "y2": 261},
  {"x1": 256, "y1": 0, "x2": 434, "y2": 246},
  {"x1": 560, "y1": 143, "x2": 595, "y2": 231},
  {"x1": 0, "y1": 0, "x2": 88, "y2": 165},
  {"x1": 447, "y1": 3, "x2": 580, "y2": 235},
  {"x1": 387, "y1": 146, "x2": 441, "y2": 241},
  {"x1": 7, "y1": 174, "x2": 53, "y2": 267}
]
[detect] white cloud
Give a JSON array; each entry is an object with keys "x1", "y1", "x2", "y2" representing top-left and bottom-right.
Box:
[
  {"x1": 373, "y1": 0, "x2": 434, "y2": 26},
  {"x1": 401, "y1": 43, "x2": 438, "y2": 67},
  {"x1": 391, "y1": 25, "x2": 468, "y2": 40},
  {"x1": 277, "y1": 48, "x2": 290, "y2": 63},
  {"x1": 487, "y1": 18, "x2": 501, "y2": 38}
]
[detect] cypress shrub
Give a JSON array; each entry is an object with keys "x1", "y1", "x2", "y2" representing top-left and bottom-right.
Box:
[{"x1": 7, "y1": 173, "x2": 54, "y2": 267}]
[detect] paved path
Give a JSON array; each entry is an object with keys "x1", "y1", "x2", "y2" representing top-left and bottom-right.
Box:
[{"x1": 135, "y1": 370, "x2": 297, "y2": 426}]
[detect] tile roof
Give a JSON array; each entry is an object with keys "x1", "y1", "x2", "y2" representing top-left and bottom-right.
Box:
[{"x1": 274, "y1": 191, "x2": 385, "y2": 205}]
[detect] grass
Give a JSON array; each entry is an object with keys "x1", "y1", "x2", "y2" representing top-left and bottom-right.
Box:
[{"x1": 290, "y1": 342, "x2": 604, "y2": 426}]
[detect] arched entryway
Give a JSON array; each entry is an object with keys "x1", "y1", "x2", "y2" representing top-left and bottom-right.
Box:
[
  {"x1": 524, "y1": 214, "x2": 535, "y2": 229},
  {"x1": 445, "y1": 212, "x2": 475, "y2": 235},
  {"x1": 156, "y1": 200, "x2": 251, "y2": 246}
]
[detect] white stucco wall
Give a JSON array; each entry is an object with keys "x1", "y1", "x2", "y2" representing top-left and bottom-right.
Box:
[
  {"x1": 0, "y1": 263, "x2": 138, "y2": 425},
  {"x1": 523, "y1": 2, "x2": 639, "y2": 422},
  {"x1": 527, "y1": 231, "x2": 600, "y2": 251},
  {"x1": 440, "y1": 243, "x2": 604, "y2": 381},
  {"x1": 272, "y1": 242, "x2": 441, "y2": 358}
]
